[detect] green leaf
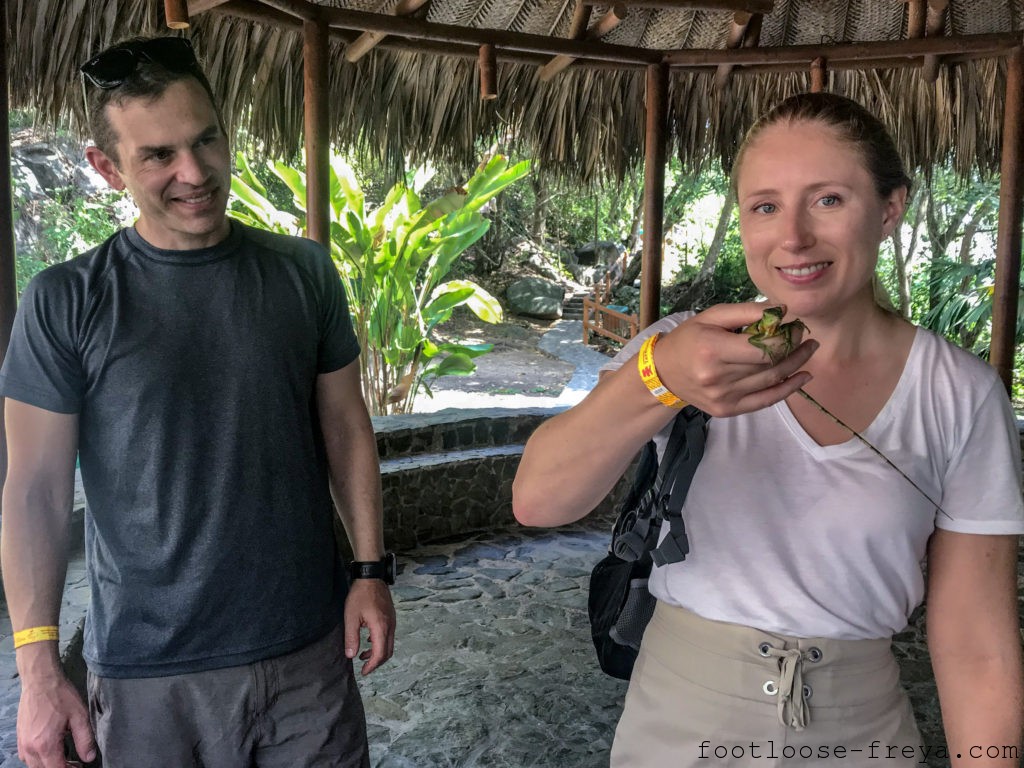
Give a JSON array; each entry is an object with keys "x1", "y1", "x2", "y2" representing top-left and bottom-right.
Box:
[
  {"x1": 273, "y1": 161, "x2": 307, "y2": 212},
  {"x1": 431, "y1": 352, "x2": 476, "y2": 377}
]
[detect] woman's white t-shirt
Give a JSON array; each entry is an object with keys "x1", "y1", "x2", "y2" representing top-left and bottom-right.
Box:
[{"x1": 604, "y1": 314, "x2": 1024, "y2": 640}]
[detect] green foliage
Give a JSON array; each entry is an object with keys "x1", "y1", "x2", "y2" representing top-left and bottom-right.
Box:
[
  {"x1": 231, "y1": 152, "x2": 530, "y2": 415},
  {"x1": 16, "y1": 189, "x2": 127, "y2": 294}
]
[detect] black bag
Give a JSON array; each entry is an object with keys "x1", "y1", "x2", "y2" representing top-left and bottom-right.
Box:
[{"x1": 588, "y1": 405, "x2": 710, "y2": 680}]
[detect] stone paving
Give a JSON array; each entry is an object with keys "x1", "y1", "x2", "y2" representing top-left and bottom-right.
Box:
[
  {"x1": 0, "y1": 517, "x2": 960, "y2": 768},
  {"x1": 0, "y1": 521, "x2": 633, "y2": 768}
]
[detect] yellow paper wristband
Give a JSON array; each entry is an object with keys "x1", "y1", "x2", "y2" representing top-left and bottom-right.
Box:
[
  {"x1": 13, "y1": 626, "x2": 59, "y2": 649},
  {"x1": 637, "y1": 332, "x2": 686, "y2": 409}
]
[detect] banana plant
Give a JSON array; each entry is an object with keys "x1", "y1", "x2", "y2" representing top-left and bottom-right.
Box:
[{"x1": 231, "y1": 153, "x2": 530, "y2": 415}]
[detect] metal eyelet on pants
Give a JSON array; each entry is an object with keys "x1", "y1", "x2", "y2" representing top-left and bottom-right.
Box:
[
  {"x1": 763, "y1": 680, "x2": 778, "y2": 696},
  {"x1": 807, "y1": 647, "x2": 823, "y2": 662},
  {"x1": 758, "y1": 642, "x2": 773, "y2": 657},
  {"x1": 802, "y1": 684, "x2": 813, "y2": 700}
]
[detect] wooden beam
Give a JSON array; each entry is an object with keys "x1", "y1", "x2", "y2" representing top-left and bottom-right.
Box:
[
  {"x1": 538, "y1": 6, "x2": 628, "y2": 81},
  {"x1": 725, "y1": 11, "x2": 752, "y2": 48},
  {"x1": 926, "y1": 0, "x2": 949, "y2": 36},
  {"x1": 212, "y1": 1, "x2": 644, "y2": 69},
  {"x1": 303, "y1": 16, "x2": 331, "y2": 247},
  {"x1": 568, "y1": 1, "x2": 593, "y2": 39},
  {"x1": 187, "y1": 0, "x2": 232, "y2": 14},
  {"x1": 314, "y1": 2, "x2": 661, "y2": 64},
  {"x1": 716, "y1": 11, "x2": 758, "y2": 88},
  {"x1": 663, "y1": 32, "x2": 1023, "y2": 66},
  {"x1": 810, "y1": 56, "x2": 825, "y2": 92},
  {"x1": 640, "y1": 63, "x2": 668, "y2": 329},
  {"x1": 615, "y1": 0, "x2": 773, "y2": 11},
  {"x1": 0, "y1": 0, "x2": 13, "y2": 495},
  {"x1": 166, "y1": 0, "x2": 191, "y2": 28},
  {"x1": 920, "y1": 0, "x2": 949, "y2": 79},
  {"x1": 990, "y1": 47, "x2": 1024, "y2": 393},
  {"x1": 906, "y1": 0, "x2": 926, "y2": 39},
  {"x1": 344, "y1": 0, "x2": 431, "y2": 63},
  {"x1": 479, "y1": 43, "x2": 497, "y2": 100}
]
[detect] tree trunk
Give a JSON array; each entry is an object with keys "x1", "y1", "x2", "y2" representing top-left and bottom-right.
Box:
[
  {"x1": 530, "y1": 175, "x2": 547, "y2": 242},
  {"x1": 957, "y1": 197, "x2": 993, "y2": 290},
  {"x1": 669, "y1": 188, "x2": 736, "y2": 313}
]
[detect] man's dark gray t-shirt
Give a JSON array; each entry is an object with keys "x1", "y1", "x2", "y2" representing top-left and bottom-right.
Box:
[{"x1": 0, "y1": 222, "x2": 360, "y2": 677}]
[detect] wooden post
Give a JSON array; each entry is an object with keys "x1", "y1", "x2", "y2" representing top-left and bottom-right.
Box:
[
  {"x1": 991, "y1": 47, "x2": 1024, "y2": 393},
  {"x1": 0, "y1": 0, "x2": 17, "y2": 482},
  {"x1": 810, "y1": 56, "x2": 826, "y2": 92},
  {"x1": 303, "y1": 16, "x2": 331, "y2": 247},
  {"x1": 165, "y1": 0, "x2": 191, "y2": 28},
  {"x1": 479, "y1": 44, "x2": 497, "y2": 100},
  {"x1": 640, "y1": 63, "x2": 668, "y2": 329}
]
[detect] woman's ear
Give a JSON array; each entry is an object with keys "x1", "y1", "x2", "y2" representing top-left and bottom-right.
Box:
[{"x1": 881, "y1": 186, "x2": 909, "y2": 239}]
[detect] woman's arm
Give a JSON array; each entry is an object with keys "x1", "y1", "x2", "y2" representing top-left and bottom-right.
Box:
[
  {"x1": 512, "y1": 302, "x2": 817, "y2": 527},
  {"x1": 927, "y1": 529, "x2": 1023, "y2": 766}
]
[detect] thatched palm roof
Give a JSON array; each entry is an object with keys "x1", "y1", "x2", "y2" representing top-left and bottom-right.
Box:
[{"x1": 9, "y1": 0, "x2": 1023, "y2": 182}]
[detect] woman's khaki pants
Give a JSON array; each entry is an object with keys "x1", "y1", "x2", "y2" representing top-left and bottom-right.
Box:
[{"x1": 611, "y1": 602, "x2": 924, "y2": 767}]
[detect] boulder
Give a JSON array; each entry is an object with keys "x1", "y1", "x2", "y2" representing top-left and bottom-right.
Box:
[
  {"x1": 506, "y1": 277, "x2": 564, "y2": 320},
  {"x1": 18, "y1": 143, "x2": 73, "y2": 191},
  {"x1": 74, "y1": 161, "x2": 108, "y2": 195},
  {"x1": 574, "y1": 240, "x2": 621, "y2": 266}
]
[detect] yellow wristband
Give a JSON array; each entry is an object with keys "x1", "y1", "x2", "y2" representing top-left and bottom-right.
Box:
[
  {"x1": 13, "y1": 626, "x2": 59, "y2": 649},
  {"x1": 637, "y1": 332, "x2": 686, "y2": 409}
]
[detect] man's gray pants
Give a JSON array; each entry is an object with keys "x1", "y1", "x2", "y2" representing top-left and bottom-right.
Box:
[{"x1": 87, "y1": 625, "x2": 369, "y2": 768}]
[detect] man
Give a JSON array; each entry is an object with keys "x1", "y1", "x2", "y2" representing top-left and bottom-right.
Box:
[{"x1": 0, "y1": 35, "x2": 396, "y2": 768}]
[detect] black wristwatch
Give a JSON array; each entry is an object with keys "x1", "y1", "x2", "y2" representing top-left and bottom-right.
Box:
[{"x1": 347, "y1": 552, "x2": 397, "y2": 585}]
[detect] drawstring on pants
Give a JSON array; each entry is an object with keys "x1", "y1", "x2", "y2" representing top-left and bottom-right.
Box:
[{"x1": 764, "y1": 646, "x2": 810, "y2": 730}]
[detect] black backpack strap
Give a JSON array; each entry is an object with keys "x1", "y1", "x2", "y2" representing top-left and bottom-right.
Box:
[
  {"x1": 610, "y1": 408, "x2": 699, "y2": 562},
  {"x1": 651, "y1": 406, "x2": 710, "y2": 567}
]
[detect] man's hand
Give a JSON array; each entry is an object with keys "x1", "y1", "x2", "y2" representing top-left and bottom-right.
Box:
[
  {"x1": 17, "y1": 672, "x2": 96, "y2": 768},
  {"x1": 654, "y1": 302, "x2": 818, "y2": 417},
  {"x1": 343, "y1": 579, "x2": 396, "y2": 676}
]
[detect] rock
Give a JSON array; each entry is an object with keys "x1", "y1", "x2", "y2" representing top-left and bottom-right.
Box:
[
  {"x1": 11, "y1": 157, "x2": 46, "y2": 200},
  {"x1": 74, "y1": 161, "x2": 108, "y2": 195},
  {"x1": 18, "y1": 144, "x2": 73, "y2": 192},
  {"x1": 525, "y1": 253, "x2": 567, "y2": 283},
  {"x1": 506, "y1": 277, "x2": 564, "y2": 320},
  {"x1": 574, "y1": 240, "x2": 622, "y2": 266}
]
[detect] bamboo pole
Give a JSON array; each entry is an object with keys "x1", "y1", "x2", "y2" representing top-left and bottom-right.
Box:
[
  {"x1": 479, "y1": 43, "x2": 497, "y2": 100},
  {"x1": 640, "y1": 63, "x2": 668, "y2": 329},
  {"x1": 810, "y1": 56, "x2": 826, "y2": 92},
  {"x1": 165, "y1": 0, "x2": 191, "y2": 28},
  {"x1": 991, "y1": 47, "x2": 1024, "y2": 393},
  {"x1": 303, "y1": 16, "x2": 331, "y2": 247}
]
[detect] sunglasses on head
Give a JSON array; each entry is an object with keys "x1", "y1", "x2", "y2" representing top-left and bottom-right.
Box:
[{"x1": 80, "y1": 37, "x2": 201, "y2": 89}]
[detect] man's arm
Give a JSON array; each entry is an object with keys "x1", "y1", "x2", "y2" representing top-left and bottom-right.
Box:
[
  {"x1": 1, "y1": 399, "x2": 96, "y2": 767},
  {"x1": 316, "y1": 362, "x2": 395, "y2": 676},
  {"x1": 927, "y1": 529, "x2": 1023, "y2": 766}
]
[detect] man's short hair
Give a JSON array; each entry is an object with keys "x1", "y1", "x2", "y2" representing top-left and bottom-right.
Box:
[{"x1": 83, "y1": 36, "x2": 225, "y2": 163}]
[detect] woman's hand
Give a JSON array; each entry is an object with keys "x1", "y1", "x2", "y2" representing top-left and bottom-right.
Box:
[{"x1": 654, "y1": 302, "x2": 818, "y2": 417}]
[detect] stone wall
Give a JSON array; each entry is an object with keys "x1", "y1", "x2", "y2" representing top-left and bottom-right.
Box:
[{"x1": 340, "y1": 407, "x2": 628, "y2": 554}]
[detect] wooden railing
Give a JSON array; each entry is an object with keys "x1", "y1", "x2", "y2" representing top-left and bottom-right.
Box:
[{"x1": 583, "y1": 296, "x2": 638, "y2": 345}]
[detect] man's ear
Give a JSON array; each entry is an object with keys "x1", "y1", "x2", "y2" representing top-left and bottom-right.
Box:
[{"x1": 85, "y1": 145, "x2": 126, "y2": 192}]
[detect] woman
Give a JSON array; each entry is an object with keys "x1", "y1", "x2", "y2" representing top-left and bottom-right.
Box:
[{"x1": 512, "y1": 93, "x2": 1023, "y2": 766}]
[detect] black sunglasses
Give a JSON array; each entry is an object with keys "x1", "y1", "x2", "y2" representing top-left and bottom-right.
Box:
[{"x1": 80, "y1": 37, "x2": 201, "y2": 89}]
